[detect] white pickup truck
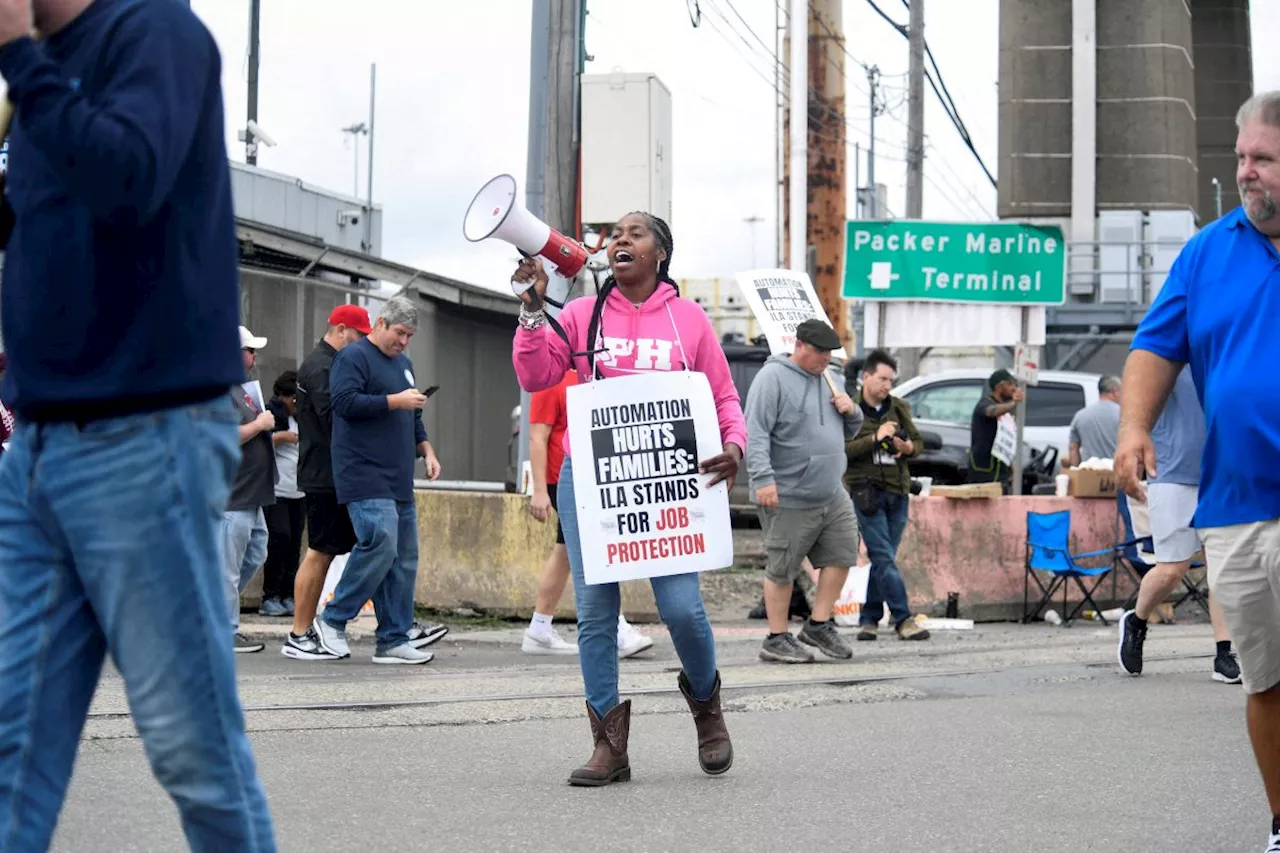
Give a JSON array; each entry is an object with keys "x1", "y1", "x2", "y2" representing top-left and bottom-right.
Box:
[{"x1": 892, "y1": 368, "x2": 1102, "y2": 466}]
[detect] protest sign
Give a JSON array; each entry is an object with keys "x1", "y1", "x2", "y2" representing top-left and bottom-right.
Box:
[
  {"x1": 566, "y1": 371, "x2": 733, "y2": 585},
  {"x1": 734, "y1": 268, "x2": 847, "y2": 359},
  {"x1": 991, "y1": 413, "x2": 1018, "y2": 467}
]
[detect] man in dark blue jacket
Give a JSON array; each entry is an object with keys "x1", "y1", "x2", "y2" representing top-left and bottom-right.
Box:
[
  {"x1": 311, "y1": 296, "x2": 443, "y2": 665},
  {"x1": 0, "y1": 1, "x2": 275, "y2": 849}
]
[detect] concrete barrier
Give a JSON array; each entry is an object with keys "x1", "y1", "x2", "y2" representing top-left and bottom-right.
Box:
[
  {"x1": 243, "y1": 490, "x2": 1132, "y2": 624},
  {"x1": 411, "y1": 489, "x2": 663, "y2": 620},
  {"x1": 897, "y1": 495, "x2": 1130, "y2": 621}
]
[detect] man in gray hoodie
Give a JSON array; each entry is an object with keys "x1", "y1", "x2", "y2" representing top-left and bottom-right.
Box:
[{"x1": 746, "y1": 319, "x2": 864, "y2": 664}]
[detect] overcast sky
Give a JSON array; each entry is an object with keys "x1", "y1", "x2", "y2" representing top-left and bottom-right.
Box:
[{"x1": 189, "y1": 0, "x2": 1279, "y2": 295}]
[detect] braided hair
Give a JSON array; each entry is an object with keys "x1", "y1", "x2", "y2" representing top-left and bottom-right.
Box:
[{"x1": 585, "y1": 211, "x2": 678, "y2": 376}]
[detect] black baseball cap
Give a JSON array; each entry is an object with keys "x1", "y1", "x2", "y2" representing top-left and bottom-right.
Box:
[
  {"x1": 795, "y1": 319, "x2": 842, "y2": 352},
  {"x1": 988, "y1": 368, "x2": 1015, "y2": 389}
]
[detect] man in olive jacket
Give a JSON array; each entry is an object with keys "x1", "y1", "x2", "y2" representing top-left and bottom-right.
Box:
[{"x1": 844, "y1": 349, "x2": 930, "y2": 642}]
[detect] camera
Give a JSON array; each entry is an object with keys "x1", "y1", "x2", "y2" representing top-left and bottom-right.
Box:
[{"x1": 877, "y1": 426, "x2": 910, "y2": 455}]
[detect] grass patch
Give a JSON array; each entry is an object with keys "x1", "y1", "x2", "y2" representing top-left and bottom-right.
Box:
[{"x1": 414, "y1": 605, "x2": 516, "y2": 631}]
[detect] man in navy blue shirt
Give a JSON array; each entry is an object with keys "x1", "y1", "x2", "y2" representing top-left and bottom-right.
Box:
[
  {"x1": 312, "y1": 296, "x2": 443, "y2": 665},
  {"x1": 1117, "y1": 90, "x2": 1280, "y2": 853},
  {"x1": 0, "y1": 0, "x2": 275, "y2": 849}
]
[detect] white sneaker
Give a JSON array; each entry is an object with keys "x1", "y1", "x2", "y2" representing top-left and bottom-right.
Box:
[
  {"x1": 311, "y1": 616, "x2": 351, "y2": 658},
  {"x1": 522, "y1": 626, "x2": 579, "y2": 655},
  {"x1": 371, "y1": 642, "x2": 433, "y2": 665},
  {"x1": 617, "y1": 618, "x2": 654, "y2": 659}
]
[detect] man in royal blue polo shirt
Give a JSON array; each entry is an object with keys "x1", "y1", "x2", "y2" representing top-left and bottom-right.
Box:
[
  {"x1": 1117, "y1": 89, "x2": 1280, "y2": 853},
  {"x1": 0, "y1": 0, "x2": 275, "y2": 849},
  {"x1": 311, "y1": 296, "x2": 444, "y2": 665}
]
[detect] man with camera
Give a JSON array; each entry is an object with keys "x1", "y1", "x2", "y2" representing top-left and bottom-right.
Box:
[{"x1": 844, "y1": 349, "x2": 930, "y2": 642}]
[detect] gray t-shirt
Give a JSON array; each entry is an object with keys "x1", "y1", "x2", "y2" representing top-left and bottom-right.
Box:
[
  {"x1": 1069, "y1": 399, "x2": 1120, "y2": 463},
  {"x1": 1150, "y1": 366, "x2": 1204, "y2": 486}
]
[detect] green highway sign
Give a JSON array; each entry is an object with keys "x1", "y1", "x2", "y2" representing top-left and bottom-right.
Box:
[{"x1": 843, "y1": 221, "x2": 1067, "y2": 305}]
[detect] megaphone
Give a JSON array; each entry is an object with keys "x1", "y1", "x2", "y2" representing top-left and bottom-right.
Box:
[{"x1": 463, "y1": 173, "x2": 588, "y2": 298}]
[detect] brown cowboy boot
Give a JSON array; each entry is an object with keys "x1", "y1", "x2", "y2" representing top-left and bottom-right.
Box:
[
  {"x1": 678, "y1": 670, "x2": 733, "y2": 775},
  {"x1": 568, "y1": 699, "x2": 631, "y2": 787}
]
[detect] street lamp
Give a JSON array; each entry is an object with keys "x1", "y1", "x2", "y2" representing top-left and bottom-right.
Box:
[
  {"x1": 341, "y1": 121, "x2": 368, "y2": 198},
  {"x1": 744, "y1": 215, "x2": 763, "y2": 269}
]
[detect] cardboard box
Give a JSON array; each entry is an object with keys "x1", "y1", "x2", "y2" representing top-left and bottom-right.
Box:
[
  {"x1": 931, "y1": 482, "x2": 1005, "y2": 500},
  {"x1": 1067, "y1": 467, "x2": 1117, "y2": 498}
]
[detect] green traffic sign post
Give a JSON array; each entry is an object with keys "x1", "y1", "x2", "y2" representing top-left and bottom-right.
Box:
[{"x1": 843, "y1": 221, "x2": 1067, "y2": 305}]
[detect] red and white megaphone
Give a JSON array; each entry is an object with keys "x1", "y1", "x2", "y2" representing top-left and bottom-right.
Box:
[{"x1": 463, "y1": 174, "x2": 589, "y2": 298}]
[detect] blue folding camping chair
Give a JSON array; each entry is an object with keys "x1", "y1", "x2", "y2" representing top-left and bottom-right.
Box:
[{"x1": 1024, "y1": 509, "x2": 1116, "y2": 625}]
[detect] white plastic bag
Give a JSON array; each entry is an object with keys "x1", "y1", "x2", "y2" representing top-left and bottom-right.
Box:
[
  {"x1": 833, "y1": 563, "x2": 871, "y2": 627},
  {"x1": 317, "y1": 554, "x2": 375, "y2": 616}
]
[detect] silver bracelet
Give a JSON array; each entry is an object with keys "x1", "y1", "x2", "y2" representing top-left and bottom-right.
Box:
[{"x1": 518, "y1": 306, "x2": 547, "y2": 330}]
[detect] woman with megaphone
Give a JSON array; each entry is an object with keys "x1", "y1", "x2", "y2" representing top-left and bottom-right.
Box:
[{"x1": 512, "y1": 211, "x2": 746, "y2": 787}]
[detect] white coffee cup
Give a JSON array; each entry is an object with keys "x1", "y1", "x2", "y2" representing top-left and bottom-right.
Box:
[{"x1": 1055, "y1": 473, "x2": 1070, "y2": 497}]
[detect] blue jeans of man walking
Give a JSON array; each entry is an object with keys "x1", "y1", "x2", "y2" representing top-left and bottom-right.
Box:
[
  {"x1": 854, "y1": 490, "x2": 912, "y2": 627},
  {"x1": 0, "y1": 398, "x2": 276, "y2": 852},
  {"x1": 322, "y1": 498, "x2": 417, "y2": 652},
  {"x1": 558, "y1": 457, "x2": 718, "y2": 716},
  {"x1": 223, "y1": 507, "x2": 268, "y2": 630}
]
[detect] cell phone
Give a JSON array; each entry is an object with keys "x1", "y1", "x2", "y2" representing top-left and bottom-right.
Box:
[{"x1": 422, "y1": 385, "x2": 440, "y2": 398}]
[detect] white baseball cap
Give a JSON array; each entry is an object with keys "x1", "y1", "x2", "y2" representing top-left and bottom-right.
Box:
[{"x1": 239, "y1": 325, "x2": 267, "y2": 349}]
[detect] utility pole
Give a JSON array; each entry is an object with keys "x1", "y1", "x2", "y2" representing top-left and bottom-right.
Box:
[
  {"x1": 808, "y1": 0, "x2": 848, "y2": 348},
  {"x1": 895, "y1": 0, "x2": 926, "y2": 380},
  {"x1": 867, "y1": 65, "x2": 880, "y2": 218},
  {"x1": 785, "y1": 0, "x2": 807, "y2": 273},
  {"x1": 515, "y1": 0, "x2": 584, "y2": 493},
  {"x1": 244, "y1": 0, "x2": 261, "y2": 166},
  {"x1": 362, "y1": 64, "x2": 376, "y2": 254},
  {"x1": 905, "y1": 0, "x2": 925, "y2": 218}
]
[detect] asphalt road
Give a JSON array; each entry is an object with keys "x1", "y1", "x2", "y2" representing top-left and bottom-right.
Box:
[{"x1": 50, "y1": 620, "x2": 1266, "y2": 852}]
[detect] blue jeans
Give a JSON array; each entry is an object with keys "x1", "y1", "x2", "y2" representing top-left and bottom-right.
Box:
[
  {"x1": 323, "y1": 498, "x2": 417, "y2": 653},
  {"x1": 223, "y1": 507, "x2": 268, "y2": 630},
  {"x1": 0, "y1": 399, "x2": 276, "y2": 852},
  {"x1": 854, "y1": 490, "x2": 912, "y2": 627},
  {"x1": 558, "y1": 457, "x2": 718, "y2": 717}
]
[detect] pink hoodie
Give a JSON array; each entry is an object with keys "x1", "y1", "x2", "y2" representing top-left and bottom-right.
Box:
[{"x1": 513, "y1": 282, "x2": 747, "y2": 457}]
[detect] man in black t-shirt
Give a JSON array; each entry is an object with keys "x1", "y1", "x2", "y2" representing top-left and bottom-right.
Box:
[
  {"x1": 223, "y1": 326, "x2": 278, "y2": 654},
  {"x1": 968, "y1": 368, "x2": 1023, "y2": 489}
]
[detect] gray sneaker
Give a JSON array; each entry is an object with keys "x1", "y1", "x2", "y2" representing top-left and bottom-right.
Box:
[
  {"x1": 311, "y1": 616, "x2": 351, "y2": 658},
  {"x1": 234, "y1": 633, "x2": 265, "y2": 654},
  {"x1": 372, "y1": 642, "x2": 434, "y2": 665},
  {"x1": 798, "y1": 620, "x2": 854, "y2": 659},
  {"x1": 759, "y1": 632, "x2": 815, "y2": 664}
]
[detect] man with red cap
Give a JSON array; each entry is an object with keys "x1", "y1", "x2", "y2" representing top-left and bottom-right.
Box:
[{"x1": 284, "y1": 305, "x2": 447, "y2": 658}]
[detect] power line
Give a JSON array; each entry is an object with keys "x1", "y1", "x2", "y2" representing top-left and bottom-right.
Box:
[{"x1": 863, "y1": 0, "x2": 996, "y2": 188}]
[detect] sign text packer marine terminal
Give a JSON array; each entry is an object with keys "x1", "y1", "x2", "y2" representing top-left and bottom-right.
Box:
[{"x1": 843, "y1": 221, "x2": 1067, "y2": 306}]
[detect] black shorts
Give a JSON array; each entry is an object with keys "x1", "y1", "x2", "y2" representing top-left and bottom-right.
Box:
[
  {"x1": 304, "y1": 491, "x2": 357, "y2": 556},
  {"x1": 548, "y1": 486, "x2": 565, "y2": 545}
]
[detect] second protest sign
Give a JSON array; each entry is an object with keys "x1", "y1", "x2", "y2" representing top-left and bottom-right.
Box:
[{"x1": 566, "y1": 371, "x2": 733, "y2": 585}]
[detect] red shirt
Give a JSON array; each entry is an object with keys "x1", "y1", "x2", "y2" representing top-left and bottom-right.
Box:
[{"x1": 528, "y1": 369, "x2": 579, "y2": 485}]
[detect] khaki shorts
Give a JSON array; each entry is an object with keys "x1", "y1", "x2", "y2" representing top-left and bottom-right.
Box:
[
  {"x1": 757, "y1": 496, "x2": 860, "y2": 584},
  {"x1": 1199, "y1": 518, "x2": 1280, "y2": 694}
]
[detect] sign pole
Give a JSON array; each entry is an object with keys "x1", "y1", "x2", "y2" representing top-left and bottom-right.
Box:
[{"x1": 1011, "y1": 306, "x2": 1029, "y2": 496}]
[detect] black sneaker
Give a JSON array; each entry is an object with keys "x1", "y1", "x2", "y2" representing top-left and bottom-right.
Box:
[
  {"x1": 234, "y1": 632, "x2": 265, "y2": 654},
  {"x1": 759, "y1": 632, "x2": 815, "y2": 664},
  {"x1": 1214, "y1": 650, "x2": 1242, "y2": 684},
  {"x1": 1117, "y1": 610, "x2": 1146, "y2": 676},
  {"x1": 281, "y1": 626, "x2": 339, "y2": 661},
  {"x1": 408, "y1": 621, "x2": 449, "y2": 649},
  {"x1": 798, "y1": 620, "x2": 853, "y2": 659}
]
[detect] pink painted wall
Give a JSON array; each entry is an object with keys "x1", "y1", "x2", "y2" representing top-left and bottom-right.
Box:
[{"x1": 896, "y1": 495, "x2": 1133, "y2": 620}]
